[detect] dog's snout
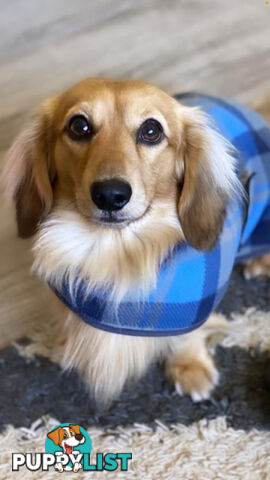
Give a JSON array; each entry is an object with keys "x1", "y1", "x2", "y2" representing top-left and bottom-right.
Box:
[
  {"x1": 91, "y1": 179, "x2": 132, "y2": 211},
  {"x1": 75, "y1": 433, "x2": 83, "y2": 441}
]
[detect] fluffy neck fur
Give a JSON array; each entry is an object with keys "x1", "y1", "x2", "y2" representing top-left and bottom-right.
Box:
[{"x1": 33, "y1": 200, "x2": 182, "y2": 304}]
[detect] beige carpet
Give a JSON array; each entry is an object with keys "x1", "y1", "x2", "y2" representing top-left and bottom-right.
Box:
[{"x1": 1, "y1": 415, "x2": 270, "y2": 480}]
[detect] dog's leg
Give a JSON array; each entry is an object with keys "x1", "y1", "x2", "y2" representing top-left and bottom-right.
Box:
[
  {"x1": 73, "y1": 462, "x2": 82, "y2": 473},
  {"x1": 60, "y1": 312, "x2": 169, "y2": 405},
  {"x1": 55, "y1": 463, "x2": 64, "y2": 472},
  {"x1": 243, "y1": 254, "x2": 270, "y2": 279},
  {"x1": 165, "y1": 334, "x2": 218, "y2": 402},
  {"x1": 59, "y1": 307, "x2": 226, "y2": 404},
  {"x1": 165, "y1": 314, "x2": 227, "y2": 401}
]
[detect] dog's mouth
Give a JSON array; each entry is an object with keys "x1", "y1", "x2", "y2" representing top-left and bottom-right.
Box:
[
  {"x1": 64, "y1": 443, "x2": 73, "y2": 455},
  {"x1": 76, "y1": 194, "x2": 151, "y2": 228},
  {"x1": 91, "y1": 206, "x2": 151, "y2": 228},
  {"x1": 95, "y1": 215, "x2": 130, "y2": 227}
]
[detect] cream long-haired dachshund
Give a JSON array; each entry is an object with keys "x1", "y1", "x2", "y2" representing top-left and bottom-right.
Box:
[{"x1": 2, "y1": 78, "x2": 270, "y2": 404}]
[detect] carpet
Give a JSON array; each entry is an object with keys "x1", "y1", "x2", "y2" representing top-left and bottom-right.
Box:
[{"x1": 0, "y1": 267, "x2": 270, "y2": 479}]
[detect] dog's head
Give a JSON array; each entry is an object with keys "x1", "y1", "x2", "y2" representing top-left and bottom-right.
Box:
[
  {"x1": 2, "y1": 79, "x2": 242, "y2": 302},
  {"x1": 2, "y1": 78, "x2": 239, "y2": 250},
  {"x1": 47, "y1": 424, "x2": 85, "y2": 454}
]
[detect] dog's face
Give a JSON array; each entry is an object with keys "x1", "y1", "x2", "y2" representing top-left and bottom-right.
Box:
[
  {"x1": 52, "y1": 79, "x2": 180, "y2": 231},
  {"x1": 47, "y1": 424, "x2": 85, "y2": 454},
  {"x1": 2, "y1": 78, "x2": 240, "y2": 300},
  {"x1": 2, "y1": 78, "x2": 238, "y2": 246}
]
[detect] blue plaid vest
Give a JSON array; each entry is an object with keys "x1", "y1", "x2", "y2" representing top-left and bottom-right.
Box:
[{"x1": 50, "y1": 94, "x2": 270, "y2": 336}]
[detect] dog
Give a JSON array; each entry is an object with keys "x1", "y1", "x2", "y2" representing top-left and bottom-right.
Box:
[
  {"x1": 47, "y1": 424, "x2": 85, "y2": 472},
  {"x1": 1, "y1": 78, "x2": 270, "y2": 405}
]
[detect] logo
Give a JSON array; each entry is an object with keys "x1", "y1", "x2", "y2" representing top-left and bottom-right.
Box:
[
  {"x1": 12, "y1": 422, "x2": 132, "y2": 473},
  {"x1": 45, "y1": 423, "x2": 91, "y2": 472}
]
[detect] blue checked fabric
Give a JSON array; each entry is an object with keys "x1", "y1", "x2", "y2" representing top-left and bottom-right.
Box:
[{"x1": 50, "y1": 93, "x2": 270, "y2": 337}]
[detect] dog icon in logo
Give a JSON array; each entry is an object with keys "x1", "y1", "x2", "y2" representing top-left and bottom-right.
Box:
[{"x1": 47, "y1": 424, "x2": 85, "y2": 472}]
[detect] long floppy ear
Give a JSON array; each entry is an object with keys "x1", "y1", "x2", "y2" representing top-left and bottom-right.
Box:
[
  {"x1": 47, "y1": 427, "x2": 60, "y2": 445},
  {"x1": 176, "y1": 107, "x2": 240, "y2": 250},
  {"x1": 69, "y1": 424, "x2": 81, "y2": 435},
  {"x1": 1, "y1": 100, "x2": 56, "y2": 238}
]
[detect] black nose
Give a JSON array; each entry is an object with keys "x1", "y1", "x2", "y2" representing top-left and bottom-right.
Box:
[{"x1": 91, "y1": 179, "x2": 132, "y2": 212}]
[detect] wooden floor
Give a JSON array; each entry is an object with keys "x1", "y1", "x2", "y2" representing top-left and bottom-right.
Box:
[{"x1": 0, "y1": 0, "x2": 270, "y2": 346}]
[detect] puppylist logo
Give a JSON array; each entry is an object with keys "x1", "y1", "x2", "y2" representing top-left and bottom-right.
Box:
[{"x1": 12, "y1": 423, "x2": 132, "y2": 473}]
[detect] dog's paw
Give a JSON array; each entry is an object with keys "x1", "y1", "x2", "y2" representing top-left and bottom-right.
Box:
[
  {"x1": 55, "y1": 463, "x2": 64, "y2": 472},
  {"x1": 165, "y1": 355, "x2": 219, "y2": 402},
  {"x1": 243, "y1": 254, "x2": 270, "y2": 279},
  {"x1": 73, "y1": 462, "x2": 83, "y2": 472}
]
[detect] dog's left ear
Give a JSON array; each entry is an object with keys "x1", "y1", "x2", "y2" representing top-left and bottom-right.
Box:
[
  {"x1": 175, "y1": 106, "x2": 240, "y2": 250},
  {"x1": 69, "y1": 424, "x2": 81, "y2": 435},
  {"x1": 47, "y1": 427, "x2": 60, "y2": 445}
]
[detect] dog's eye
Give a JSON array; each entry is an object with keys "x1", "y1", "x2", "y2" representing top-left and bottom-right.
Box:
[
  {"x1": 67, "y1": 115, "x2": 92, "y2": 141},
  {"x1": 137, "y1": 118, "x2": 164, "y2": 145},
  {"x1": 63, "y1": 433, "x2": 68, "y2": 439}
]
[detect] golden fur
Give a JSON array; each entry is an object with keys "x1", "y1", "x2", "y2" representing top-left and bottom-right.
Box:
[{"x1": 2, "y1": 78, "x2": 243, "y2": 404}]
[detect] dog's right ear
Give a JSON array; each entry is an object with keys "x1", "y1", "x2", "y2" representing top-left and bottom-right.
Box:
[
  {"x1": 1, "y1": 99, "x2": 56, "y2": 238},
  {"x1": 47, "y1": 427, "x2": 60, "y2": 445},
  {"x1": 174, "y1": 105, "x2": 241, "y2": 250}
]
